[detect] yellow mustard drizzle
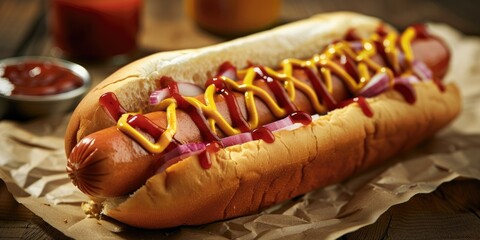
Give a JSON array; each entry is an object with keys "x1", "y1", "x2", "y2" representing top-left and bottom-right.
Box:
[
  {"x1": 384, "y1": 32, "x2": 401, "y2": 73},
  {"x1": 400, "y1": 27, "x2": 417, "y2": 71},
  {"x1": 117, "y1": 101, "x2": 178, "y2": 153},
  {"x1": 117, "y1": 26, "x2": 419, "y2": 154}
]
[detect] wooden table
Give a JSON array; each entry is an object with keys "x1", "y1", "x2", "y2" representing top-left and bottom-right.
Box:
[{"x1": 1, "y1": 0, "x2": 480, "y2": 239}]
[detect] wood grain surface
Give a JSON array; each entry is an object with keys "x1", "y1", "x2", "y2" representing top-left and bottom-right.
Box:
[
  {"x1": 0, "y1": 0, "x2": 479, "y2": 239},
  {"x1": 344, "y1": 179, "x2": 480, "y2": 239}
]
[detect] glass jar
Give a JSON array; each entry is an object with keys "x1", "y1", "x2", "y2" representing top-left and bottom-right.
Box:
[
  {"x1": 50, "y1": 0, "x2": 143, "y2": 59},
  {"x1": 185, "y1": 0, "x2": 282, "y2": 37}
]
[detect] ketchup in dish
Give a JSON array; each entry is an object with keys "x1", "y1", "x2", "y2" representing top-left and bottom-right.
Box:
[{"x1": 0, "y1": 61, "x2": 84, "y2": 96}]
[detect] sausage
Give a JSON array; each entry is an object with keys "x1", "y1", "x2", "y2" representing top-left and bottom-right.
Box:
[
  {"x1": 67, "y1": 33, "x2": 450, "y2": 198},
  {"x1": 67, "y1": 69, "x2": 343, "y2": 197}
]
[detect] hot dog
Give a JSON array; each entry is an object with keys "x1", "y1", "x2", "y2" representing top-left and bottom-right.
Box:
[{"x1": 65, "y1": 12, "x2": 460, "y2": 228}]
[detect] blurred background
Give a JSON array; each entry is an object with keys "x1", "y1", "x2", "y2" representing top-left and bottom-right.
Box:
[
  {"x1": 2, "y1": 0, "x2": 480, "y2": 58},
  {"x1": 1, "y1": 0, "x2": 479, "y2": 117},
  {"x1": 2, "y1": 0, "x2": 479, "y2": 87}
]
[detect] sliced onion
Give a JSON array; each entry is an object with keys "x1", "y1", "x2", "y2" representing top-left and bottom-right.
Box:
[
  {"x1": 178, "y1": 82, "x2": 204, "y2": 96},
  {"x1": 412, "y1": 60, "x2": 433, "y2": 80},
  {"x1": 221, "y1": 132, "x2": 253, "y2": 147},
  {"x1": 357, "y1": 72, "x2": 390, "y2": 97},
  {"x1": 397, "y1": 51, "x2": 406, "y2": 70},
  {"x1": 149, "y1": 82, "x2": 203, "y2": 105},
  {"x1": 395, "y1": 75, "x2": 419, "y2": 85},
  {"x1": 221, "y1": 117, "x2": 300, "y2": 147},
  {"x1": 156, "y1": 113, "x2": 321, "y2": 172},
  {"x1": 222, "y1": 114, "x2": 312, "y2": 147},
  {"x1": 149, "y1": 88, "x2": 169, "y2": 105},
  {"x1": 349, "y1": 41, "x2": 364, "y2": 51},
  {"x1": 263, "y1": 116, "x2": 294, "y2": 132},
  {"x1": 156, "y1": 142, "x2": 206, "y2": 173},
  {"x1": 219, "y1": 68, "x2": 237, "y2": 80}
]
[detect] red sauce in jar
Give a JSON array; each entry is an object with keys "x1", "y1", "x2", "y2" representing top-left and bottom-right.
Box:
[
  {"x1": 50, "y1": 0, "x2": 142, "y2": 59},
  {"x1": 1, "y1": 61, "x2": 84, "y2": 96}
]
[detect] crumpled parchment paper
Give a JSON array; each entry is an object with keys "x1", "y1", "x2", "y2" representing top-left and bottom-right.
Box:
[{"x1": 0, "y1": 24, "x2": 479, "y2": 240}]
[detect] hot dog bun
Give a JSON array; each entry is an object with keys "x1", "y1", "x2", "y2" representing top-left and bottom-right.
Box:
[
  {"x1": 65, "y1": 12, "x2": 392, "y2": 154},
  {"x1": 65, "y1": 12, "x2": 461, "y2": 229},
  {"x1": 102, "y1": 81, "x2": 459, "y2": 228}
]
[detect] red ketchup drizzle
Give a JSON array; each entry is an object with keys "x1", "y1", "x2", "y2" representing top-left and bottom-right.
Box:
[
  {"x1": 198, "y1": 141, "x2": 221, "y2": 169},
  {"x1": 340, "y1": 55, "x2": 361, "y2": 82},
  {"x1": 255, "y1": 67, "x2": 298, "y2": 114},
  {"x1": 198, "y1": 152, "x2": 212, "y2": 169},
  {"x1": 289, "y1": 111, "x2": 312, "y2": 125},
  {"x1": 373, "y1": 39, "x2": 399, "y2": 76},
  {"x1": 433, "y1": 77, "x2": 446, "y2": 92},
  {"x1": 217, "y1": 61, "x2": 235, "y2": 75},
  {"x1": 344, "y1": 28, "x2": 362, "y2": 41},
  {"x1": 303, "y1": 67, "x2": 337, "y2": 110},
  {"x1": 167, "y1": 78, "x2": 220, "y2": 143},
  {"x1": 216, "y1": 61, "x2": 238, "y2": 80},
  {"x1": 374, "y1": 24, "x2": 407, "y2": 76},
  {"x1": 165, "y1": 78, "x2": 180, "y2": 95},
  {"x1": 99, "y1": 92, "x2": 127, "y2": 121},
  {"x1": 206, "y1": 77, "x2": 250, "y2": 132},
  {"x1": 337, "y1": 97, "x2": 374, "y2": 118},
  {"x1": 375, "y1": 24, "x2": 389, "y2": 38},
  {"x1": 155, "y1": 77, "x2": 167, "y2": 89},
  {"x1": 411, "y1": 24, "x2": 430, "y2": 39},
  {"x1": 393, "y1": 82, "x2": 417, "y2": 104},
  {"x1": 127, "y1": 114, "x2": 180, "y2": 153},
  {"x1": 127, "y1": 114, "x2": 164, "y2": 140},
  {"x1": 252, "y1": 127, "x2": 275, "y2": 143},
  {"x1": 2, "y1": 61, "x2": 84, "y2": 96}
]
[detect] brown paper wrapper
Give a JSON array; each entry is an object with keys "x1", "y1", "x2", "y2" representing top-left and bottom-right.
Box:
[{"x1": 1, "y1": 24, "x2": 480, "y2": 239}]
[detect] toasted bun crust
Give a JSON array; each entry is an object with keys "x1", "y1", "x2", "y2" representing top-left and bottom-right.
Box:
[
  {"x1": 103, "y1": 82, "x2": 460, "y2": 228},
  {"x1": 64, "y1": 12, "x2": 390, "y2": 155}
]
